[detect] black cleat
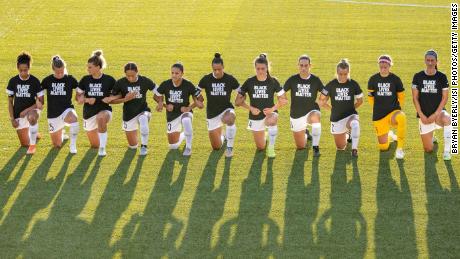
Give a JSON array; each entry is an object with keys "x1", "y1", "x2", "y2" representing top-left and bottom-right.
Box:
[
  {"x1": 351, "y1": 149, "x2": 358, "y2": 157},
  {"x1": 313, "y1": 146, "x2": 320, "y2": 157}
]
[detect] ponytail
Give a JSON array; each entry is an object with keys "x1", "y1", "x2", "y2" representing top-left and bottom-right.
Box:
[
  {"x1": 254, "y1": 53, "x2": 271, "y2": 79},
  {"x1": 88, "y1": 49, "x2": 106, "y2": 69}
]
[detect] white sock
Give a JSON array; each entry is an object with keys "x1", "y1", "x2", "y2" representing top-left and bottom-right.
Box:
[
  {"x1": 182, "y1": 117, "x2": 193, "y2": 149},
  {"x1": 226, "y1": 124, "x2": 236, "y2": 148},
  {"x1": 69, "y1": 122, "x2": 79, "y2": 147},
  {"x1": 98, "y1": 131, "x2": 108, "y2": 149},
  {"x1": 169, "y1": 132, "x2": 185, "y2": 149},
  {"x1": 268, "y1": 125, "x2": 278, "y2": 147},
  {"x1": 444, "y1": 125, "x2": 452, "y2": 153},
  {"x1": 29, "y1": 124, "x2": 38, "y2": 145},
  {"x1": 350, "y1": 120, "x2": 360, "y2": 149},
  {"x1": 311, "y1": 123, "x2": 321, "y2": 147},
  {"x1": 139, "y1": 114, "x2": 149, "y2": 146}
]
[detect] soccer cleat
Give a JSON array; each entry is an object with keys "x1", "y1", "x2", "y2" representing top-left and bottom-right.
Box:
[
  {"x1": 395, "y1": 148, "x2": 405, "y2": 159},
  {"x1": 351, "y1": 149, "x2": 358, "y2": 157},
  {"x1": 443, "y1": 151, "x2": 451, "y2": 161},
  {"x1": 183, "y1": 147, "x2": 192, "y2": 157},
  {"x1": 225, "y1": 147, "x2": 234, "y2": 158},
  {"x1": 69, "y1": 143, "x2": 77, "y2": 154},
  {"x1": 26, "y1": 144, "x2": 36, "y2": 155},
  {"x1": 313, "y1": 146, "x2": 321, "y2": 157},
  {"x1": 98, "y1": 147, "x2": 106, "y2": 157},
  {"x1": 140, "y1": 145, "x2": 148, "y2": 156},
  {"x1": 388, "y1": 130, "x2": 397, "y2": 142},
  {"x1": 267, "y1": 145, "x2": 276, "y2": 158}
]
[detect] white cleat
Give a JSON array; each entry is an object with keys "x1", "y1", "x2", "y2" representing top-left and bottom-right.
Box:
[
  {"x1": 225, "y1": 147, "x2": 234, "y2": 158},
  {"x1": 98, "y1": 147, "x2": 106, "y2": 157},
  {"x1": 140, "y1": 146, "x2": 148, "y2": 156},
  {"x1": 443, "y1": 151, "x2": 451, "y2": 161},
  {"x1": 183, "y1": 148, "x2": 192, "y2": 157},
  {"x1": 395, "y1": 148, "x2": 405, "y2": 159},
  {"x1": 69, "y1": 144, "x2": 77, "y2": 154}
]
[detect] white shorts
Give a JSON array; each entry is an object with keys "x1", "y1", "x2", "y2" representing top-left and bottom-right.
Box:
[
  {"x1": 123, "y1": 111, "x2": 151, "y2": 132},
  {"x1": 207, "y1": 108, "x2": 235, "y2": 131},
  {"x1": 48, "y1": 108, "x2": 77, "y2": 133},
  {"x1": 83, "y1": 110, "x2": 112, "y2": 131},
  {"x1": 247, "y1": 113, "x2": 279, "y2": 132},
  {"x1": 14, "y1": 109, "x2": 41, "y2": 130},
  {"x1": 290, "y1": 110, "x2": 321, "y2": 132},
  {"x1": 331, "y1": 114, "x2": 359, "y2": 135},
  {"x1": 419, "y1": 110, "x2": 449, "y2": 135},
  {"x1": 167, "y1": 112, "x2": 193, "y2": 134}
]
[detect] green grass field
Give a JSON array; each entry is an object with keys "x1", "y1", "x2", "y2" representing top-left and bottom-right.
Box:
[{"x1": 0, "y1": 0, "x2": 458, "y2": 258}]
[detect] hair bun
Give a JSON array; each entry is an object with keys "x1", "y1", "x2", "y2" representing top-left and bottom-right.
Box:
[
  {"x1": 52, "y1": 55, "x2": 61, "y2": 61},
  {"x1": 92, "y1": 50, "x2": 103, "y2": 57},
  {"x1": 214, "y1": 52, "x2": 221, "y2": 58},
  {"x1": 259, "y1": 53, "x2": 267, "y2": 59}
]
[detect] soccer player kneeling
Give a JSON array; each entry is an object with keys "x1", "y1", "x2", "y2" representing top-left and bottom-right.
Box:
[
  {"x1": 368, "y1": 55, "x2": 406, "y2": 159},
  {"x1": 105, "y1": 62, "x2": 156, "y2": 156},
  {"x1": 320, "y1": 59, "x2": 363, "y2": 157},
  {"x1": 154, "y1": 63, "x2": 203, "y2": 157},
  {"x1": 197, "y1": 53, "x2": 240, "y2": 157},
  {"x1": 6, "y1": 52, "x2": 44, "y2": 155},
  {"x1": 412, "y1": 50, "x2": 452, "y2": 160},
  {"x1": 42, "y1": 55, "x2": 80, "y2": 154},
  {"x1": 235, "y1": 53, "x2": 288, "y2": 158}
]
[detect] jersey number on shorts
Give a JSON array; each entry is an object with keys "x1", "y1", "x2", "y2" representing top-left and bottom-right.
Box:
[
  {"x1": 123, "y1": 122, "x2": 127, "y2": 129},
  {"x1": 49, "y1": 123, "x2": 55, "y2": 132},
  {"x1": 167, "y1": 123, "x2": 172, "y2": 131}
]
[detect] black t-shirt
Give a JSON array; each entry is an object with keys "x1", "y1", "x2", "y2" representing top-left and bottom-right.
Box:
[
  {"x1": 238, "y1": 76, "x2": 283, "y2": 120},
  {"x1": 321, "y1": 79, "x2": 363, "y2": 122},
  {"x1": 6, "y1": 75, "x2": 43, "y2": 119},
  {"x1": 77, "y1": 74, "x2": 116, "y2": 119},
  {"x1": 41, "y1": 74, "x2": 79, "y2": 119},
  {"x1": 283, "y1": 73, "x2": 324, "y2": 119},
  {"x1": 198, "y1": 73, "x2": 240, "y2": 119},
  {"x1": 112, "y1": 76, "x2": 156, "y2": 121},
  {"x1": 412, "y1": 70, "x2": 449, "y2": 117},
  {"x1": 368, "y1": 73, "x2": 404, "y2": 121},
  {"x1": 155, "y1": 78, "x2": 201, "y2": 122}
]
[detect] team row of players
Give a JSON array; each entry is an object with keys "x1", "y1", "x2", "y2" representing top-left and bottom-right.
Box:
[{"x1": 6, "y1": 50, "x2": 452, "y2": 160}]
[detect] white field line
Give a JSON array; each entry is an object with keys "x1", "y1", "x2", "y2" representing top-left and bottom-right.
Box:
[{"x1": 325, "y1": 0, "x2": 450, "y2": 9}]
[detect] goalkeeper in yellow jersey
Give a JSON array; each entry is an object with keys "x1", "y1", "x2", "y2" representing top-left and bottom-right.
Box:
[{"x1": 367, "y1": 55, "x2": 407, "y2": 159}]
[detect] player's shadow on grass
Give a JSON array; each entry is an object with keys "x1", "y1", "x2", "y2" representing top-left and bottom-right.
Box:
[
  {"x1": 175, "y1": 148, "x2": 231, "y2": 258},
  {"x1": 0, "y1": 148, "x2": 68, "y2": 257},
  {"x1": 316, "y1": 151, "x2": 367, "y2": 259},
  {"x1": 21, "y1": 149, "x2": 99, "y2": 257},
  {"x1": 424, "y1": 152, "x2": 460, "y2": 258},
  {"x1": 118, "y1": 150, "x2": 189, "y2": 258},
  {"x1": 214, "y1": 151, "x2": 280, "y2": 257},
  {"x1": 374, "y1": 149, "x2": 418, "y2": 258},
  {"x1": 282, "y1": 147, "x2": 320, "y2": 258},
  {"x1": 0, "y1": 148, "x2": 30, "y2": 217},
  {"x1": 88, "y1": 148, "x2": 142, "y2": 257}
]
